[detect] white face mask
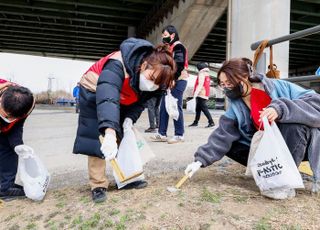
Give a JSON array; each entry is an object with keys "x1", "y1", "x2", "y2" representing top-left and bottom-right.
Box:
[
  {"x1": 0, "y1": 114, "x2": 16, "y2": 123},
  {"x1": 139, "y1": 73, "x2": 159, "y2": 91}
]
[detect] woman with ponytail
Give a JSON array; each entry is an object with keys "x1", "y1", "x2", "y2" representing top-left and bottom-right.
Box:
[
  {"x1": 184, "y1": 57, "x2": 320, "y2": 200},
  {"x1": 73, "y1": 38, "x2": 176, "y2": 203}
]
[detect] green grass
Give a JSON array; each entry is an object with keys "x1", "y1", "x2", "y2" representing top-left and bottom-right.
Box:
[
  {"x1": 200, "y1": 187, "x2": 221, "y2": 204},
  {"x1": 254, "y1": 217, "x2": 272, "y2": 230},
  {"x1": 109, "y1": 209, "x2": 121, "y2": 216},
  {"x1": 26, "y1": 222, "x2": 37, "y2": 230}
]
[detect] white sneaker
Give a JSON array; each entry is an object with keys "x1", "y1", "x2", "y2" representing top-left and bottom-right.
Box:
[
  {"x1": 167, "y1": 135, "x2": 184, "y2": 144},
  {"x1": 150, "y1": 133, "x2": 167, "y2": 142},
  {"x1": 261, "y1": 188, "x2": 296, "y2": 200}
]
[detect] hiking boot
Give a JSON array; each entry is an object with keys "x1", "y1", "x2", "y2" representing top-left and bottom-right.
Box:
[
  {"x1": 188, "y1": 122, "x2": 198, "y2": 127},
  {"x1": 91, "y1": 187, "x2": 107, "y2": 203},
  {"x1": 261, "y1": 188, "x2": 296, "y2": 200},
  {"x1": 0, "y1": 185, "x2": 26, "y2": 201},
  {"x1": 205, "y1": 122, "x2": 215, "y2": 128},
  {"x1": 144, "y1": 127, "x2": 157, "y2": 133},
  {"x1": 167, "y1": 135, "x2": 184, "y2": 144},
  {"x1": 150, "y1": 133, "x2": 167, "y2": 142},
  {"x1": 120, "y1": 180, "x2": 148, "y2": 190}
]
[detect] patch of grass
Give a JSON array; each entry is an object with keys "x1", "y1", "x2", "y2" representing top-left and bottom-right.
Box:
[
  {"x1": 64, "y1": 215, "x2": 72, "y2": 220},
  {"x1": 46, "y1": 211, "x2": 60, "y2": 221},
  {"x1": 199, "y1": 223, "x2": 211, "y2": 230},
  {"x1": 234, "y1": 195, "x2": 249, "y2": 203},
  {"x1": 26, "y1": 222, "x2": 37, "y2": 230},
  {"x1": 79, "y1": 213, "x2": 101, "y2": 230},
  {"x1": 71, "y1": 215, "x2": 83, "y2": 227},
  {"x1": 109, "y1": 209, "x2": 120, "y2": 216},
  {"x1": 160, "y1": 213, "x2": 166, "y2": 220},
  {"x1": 178, "y1": 202, "x2": 184, "y2": 207},
  {"x1": 80, "y1": 195, "x2": 90, "y2": 204},
  {"x1": 215, "y1": 209, "x2": 224, "y2": 215},
  {"x1": 55, "y1": 201, "x2": 65, "y2": 208},
  {"x1": 254, "y1": 217, "x2": 272, "y2": 230},
  {"x1": 110, "y1": 197, "x2": 119, "y2": 203},
  {"x1": 102, "y1": 219, "x2": 114, "y2": 228},
  {"x1": 114, "y1": 215, "x2": 128, "y2": 230},
  {"x1": 230, "y1": 214, "x2": 240, "y2": 221},
  {"x1": 200, "y1": 188, "x2": 221, "y2": 204}
]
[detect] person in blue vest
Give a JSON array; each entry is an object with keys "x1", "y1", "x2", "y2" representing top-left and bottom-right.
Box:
[
  {"x1": 0, "y1": 80, "x2": 35, "y2": 201},
  {"x1": 184, "y1": 58, "x2": 320, "y2": 199},
  {"x1": 73, "y1": 38, "x2": 176, "y2": 203},
  {"x1": 73, "y1": 82, "x2": 80, "y2": 113}
]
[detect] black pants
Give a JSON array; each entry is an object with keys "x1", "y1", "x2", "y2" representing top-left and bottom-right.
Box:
[
  {"x1": 194, "y1": 97, "x2": 213, "y2": 124},
  {"x1": 146, "y1": 97, "x2": 160, "y2": 129},
  {"x1": 0, "y1": 135, "x2": 18, "y2": 192},
  {"x1": 226, "y1": 123, "x2": 310, "y2": 167}
]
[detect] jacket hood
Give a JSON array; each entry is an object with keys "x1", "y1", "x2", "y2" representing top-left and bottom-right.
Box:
[{"x1": 120, "y1": 38, "x2": 154, "y2": 90}]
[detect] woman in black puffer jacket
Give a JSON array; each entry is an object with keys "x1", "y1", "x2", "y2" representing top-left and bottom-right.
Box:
[{"x1": 73, "y1": 38, "x2": 176, "y2": 203}]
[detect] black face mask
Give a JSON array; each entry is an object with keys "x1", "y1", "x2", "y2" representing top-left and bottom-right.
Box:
[
  {"x1": 223, "y1": 84, "x2": 244, "y2": 99},
  {"x1": 162, "y1": 36, "x2": 171, "y2": 44}
]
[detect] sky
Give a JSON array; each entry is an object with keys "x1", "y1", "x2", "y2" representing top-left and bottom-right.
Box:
[
  {"x1": 0, "y1": 53, "x2": 94, "y2": 93},
  {"x1": 0, "y1": 52, "x2": 198, "y2": 94}
]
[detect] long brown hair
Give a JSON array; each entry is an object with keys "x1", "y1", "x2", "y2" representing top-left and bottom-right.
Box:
[
  {"x1": 143, "y1": 44, "x2": 176, "y2": 89},
  {"x1": 217, "y1": 58, "x2": 253, "y2": 86}
]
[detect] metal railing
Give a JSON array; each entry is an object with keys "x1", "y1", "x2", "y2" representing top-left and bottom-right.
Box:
[{"x1": 251, "y1": 25, "x2": 320, "y2": 50}]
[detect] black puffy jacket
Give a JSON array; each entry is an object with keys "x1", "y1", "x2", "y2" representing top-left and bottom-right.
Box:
[{"x1": 73, "y1": 38, "x2": 163, "y2": 158}]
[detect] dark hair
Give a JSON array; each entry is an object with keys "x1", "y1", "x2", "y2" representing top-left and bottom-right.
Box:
[
  {"x1": 143, "y1": 44, "x2": 177, "y2": 89},
  {"x1": 217, "y1": 58, "x2": 253, "y2": 86},
  {"x1": 196, "y1": 62, "x2": 208, "y2": 71},
  {"x1": 162, "y1": 25, "x2": 180, "y2": 41},
  {"x1": 2, "y1": 86, "x2": 34, "y2": 118}
]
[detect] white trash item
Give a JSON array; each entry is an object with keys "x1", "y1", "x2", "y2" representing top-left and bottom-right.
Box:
[
  {"x1": 165, "y1": 90, "x2": 179, "y2": 121},
  {"x1": 186, "y1": 98, "x2": 196, "y2": 113},
  {"x1": 15, "y1": 145, "x2": 50, "y2": 201},
  {"x1": 249, "y1": 117, "x2": 304, "y2": 192},
  {"x1": 113, "y1": 127, "x2": 144, "y2": 189}
]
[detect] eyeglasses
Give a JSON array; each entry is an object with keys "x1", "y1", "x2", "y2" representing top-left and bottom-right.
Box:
[{"x1": 219, "y1": 81, "x2": 234, "y2": 89}]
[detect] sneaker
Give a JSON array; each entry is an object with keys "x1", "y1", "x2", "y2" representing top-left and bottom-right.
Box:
[
  {"x1": 145, "y1": 127, "x2": 157, "y2": 133},
  {"x1": 261, "y1": 188, "x2": 296, "y2": 200},
  {"x1": 120, "y1": 180, "x2": 148, "y2": 190},
  {"x1": 150, "y1": 133, "x2": 167, "y2": 142},
  {"x1": 167, "y1": 135, "x2": 184, "y2": 144},
  {"x1": 91, "y1": 187, "x2": 107, "y2": 203},
  {"x1": 188, "y1": 122, "x2": 198, "y2": 127},
  {"x1": 205, "y1": 122, "x2": 215, "y2": 128},
  {"x1": 0, "y1": 185, "x2": 26, "y2": 201}
]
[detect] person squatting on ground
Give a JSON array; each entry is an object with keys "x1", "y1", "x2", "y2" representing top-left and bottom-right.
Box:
[
  {"x1": 144, "y1": 96, "x2": 161, "y2": 133},
  {"x1": 0, "y1": 79, "x2": 35, "y2": 201},
  {"x1": 73, "y1": 38, "x2": 176, "y2": 203},
  {"x1": 184, "y1": 58, "x2": 320, "y2": 199},
  {"x1": 189, "y1": 62, "x2": 215, "y2": 128},
  {"x1": 151, "y1": 25, "x2": 188, "y2": 144}
]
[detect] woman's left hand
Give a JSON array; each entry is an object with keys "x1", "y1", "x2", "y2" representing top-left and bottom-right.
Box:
[{"x1": 259, "y1": 107, "x2": 278, "y2": 123}]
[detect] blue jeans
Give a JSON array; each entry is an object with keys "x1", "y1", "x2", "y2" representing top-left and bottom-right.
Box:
[
  {"x1": 0, "y1": 136, "x2": 18, "y2": 192},
  {"x1": 159, "y1": 80, "x2": 187, "y2": 136}
]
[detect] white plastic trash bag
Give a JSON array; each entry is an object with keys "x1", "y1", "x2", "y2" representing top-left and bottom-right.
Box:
[
  {"x1": 186, "y1": 98, "x2": 196, "y2": 113},
  {"x1": 15, "y1": 145, "x2": 50, "y2": 201},
  {"x1": 165, "y1": 90, "x2": 179, "y2": 121},
  {"x1": 249, "y1": 117, "x2": 304, "y2": 191},
  {"x1": 134, "y1": 128, "x2": 155, "y2": 165},
  {"x1": 245, "y1": 130, "x2": 263, "y2": 177},
  {"x1": 113, "y1": 127, "x2": 144, "y2": 189}
]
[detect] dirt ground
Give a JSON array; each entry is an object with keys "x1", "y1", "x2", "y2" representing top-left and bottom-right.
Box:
[
  {"x1": 1, "y1": 165, "x2": 319, "y2": 230},
  {"x1": 1, "y1": 108, "x2": 320, "y2": 229}
]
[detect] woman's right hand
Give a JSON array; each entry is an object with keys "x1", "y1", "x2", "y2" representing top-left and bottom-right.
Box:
[{"x1": 100, "y1": 129, "x2": 117, "y2": 160}]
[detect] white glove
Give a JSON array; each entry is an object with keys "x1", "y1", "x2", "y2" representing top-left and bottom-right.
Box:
[
  {"x1": 100, "y1": 133, "x2": 118, "y2": 160},
  {"x1": 14, "y1": 145, "x2": 34, "y2": 158},
  {"x1": 123, "y1": 118, "x2": 133, "y2": 131},
  {"x1": 184, "y1": 161, "x2": 202, "y2": 178}
]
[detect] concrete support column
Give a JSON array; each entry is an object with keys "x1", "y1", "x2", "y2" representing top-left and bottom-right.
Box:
[
  {"x1": 227, "y1": 0, "x2": 290, "y2": 78},
  {"x1": 146, "y1": 0, "x2": 227, "y2": 59}
]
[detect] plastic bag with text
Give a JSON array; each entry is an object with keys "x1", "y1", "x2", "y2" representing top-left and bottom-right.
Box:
[
  {"x1": 16, "y1": 145, "x2": 50, "y2": 201},
  {"x1": 249, "y1": 117, "x2": 304, "y2": 191}
]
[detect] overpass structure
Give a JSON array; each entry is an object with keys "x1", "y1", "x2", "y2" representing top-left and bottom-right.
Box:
[{"x1": 0, "y1": 0, "x2": 319, "y2": 81}]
